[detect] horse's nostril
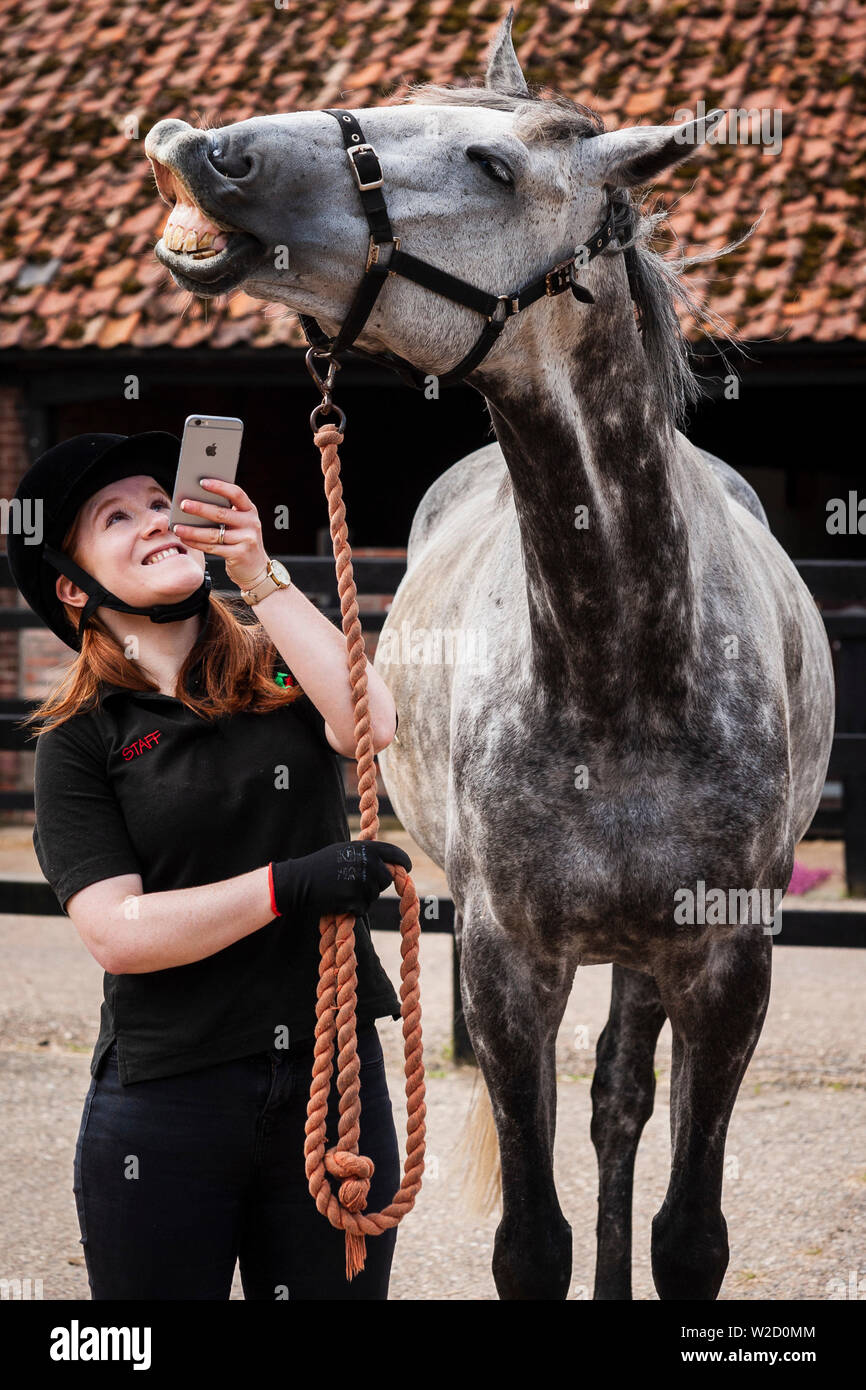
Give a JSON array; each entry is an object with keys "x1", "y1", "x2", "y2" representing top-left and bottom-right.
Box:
[{"x1": 208, "y1": 141, "x2": 254, "y2": 179}]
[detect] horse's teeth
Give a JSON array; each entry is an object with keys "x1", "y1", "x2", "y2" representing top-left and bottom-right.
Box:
[{"x1": 164, "y1": 223, "x2": 226, "y2": 255}]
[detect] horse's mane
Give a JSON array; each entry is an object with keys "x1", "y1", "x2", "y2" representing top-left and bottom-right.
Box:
[{"x1": 401, "y1": 79, "x2": 755, "y2": 427}]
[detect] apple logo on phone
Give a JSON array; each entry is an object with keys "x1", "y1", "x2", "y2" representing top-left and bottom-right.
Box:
[{"x1": 206, "y1": 443, "x2": 217, "y2": 456}]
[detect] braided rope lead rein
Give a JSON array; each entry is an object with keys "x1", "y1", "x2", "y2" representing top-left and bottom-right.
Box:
[{"x1": 304, "y1": 419, "x2": 426, "y2": 1281}]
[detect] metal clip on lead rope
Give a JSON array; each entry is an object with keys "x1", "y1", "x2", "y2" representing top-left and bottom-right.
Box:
[{"x1": 306, "y1": 347, "x2": 347, "y2": 433}]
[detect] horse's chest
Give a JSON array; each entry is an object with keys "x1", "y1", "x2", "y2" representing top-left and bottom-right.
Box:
[{"x1": 447, "y1": 728, "x2": 790, "y2": 933}]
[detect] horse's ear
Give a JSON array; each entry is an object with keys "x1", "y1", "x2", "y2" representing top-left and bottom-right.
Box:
[
  {"x1": 484, "y1": 6, "x2": 531, "y2": 98},
  {"x1": 584, "y1": 110, "x2": 726, "y2": 188}
]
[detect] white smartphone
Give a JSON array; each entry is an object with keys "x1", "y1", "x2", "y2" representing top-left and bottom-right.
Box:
[{"x1": 168, "y1": 415, "x2": 244, "y2": 532}]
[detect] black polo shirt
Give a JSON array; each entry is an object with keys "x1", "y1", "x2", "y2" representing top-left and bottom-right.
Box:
[{"x1": 31, "y1": 623, "x2": 401, "y2": 1085}]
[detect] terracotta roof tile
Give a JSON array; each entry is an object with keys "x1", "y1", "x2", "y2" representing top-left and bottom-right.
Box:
[
  {"x1": 1, "y1": 0, "x2": 863, "y2": 353},
  {"x1": 139, "y1": 318, "x2": 181, "y2": 348},
  {"x1": 33, "y1": 289, "x2": 78, "y2": 318},
  {"x1": 93, "y1": 258, "x2": 139, "y2": 290},
  {"x1": 228, "y1": 292, "x2": 260, "y2": 320},
  {"x1": 624, "y1": 89, "x2": 668, "y2": 117},
  {"x1": 76, "y1": 314, "x2": 107, "y2": 346},
  {"x1": 97, "y1": 311, "x2": 140, "y2": 348},
  {"x1": 0, "y1": 260, "x2": 23, "y2": 288},
  {"x1": 0, "y1": 318, "x2": 29, "y2": 348}
]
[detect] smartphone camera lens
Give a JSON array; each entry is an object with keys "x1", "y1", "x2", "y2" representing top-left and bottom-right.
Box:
[{"x1": 194, "y1": 418, "x2": 201, "y2": 426}]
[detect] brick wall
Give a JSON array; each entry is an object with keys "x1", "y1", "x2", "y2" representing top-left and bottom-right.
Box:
[
  {"x1": 0, "y1": 385, "x2": 25, "y2": 693},
  {"x1": 0, "y1": 386, "x2": 72, "y2": 824},
  {"x1": 0, "y1": 385, "x2": 26, "y2": 821}
]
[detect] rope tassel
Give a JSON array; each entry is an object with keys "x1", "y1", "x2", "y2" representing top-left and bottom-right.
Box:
[{"x1": 304, "y1": 418, "x2": 426, "y2": 1281}]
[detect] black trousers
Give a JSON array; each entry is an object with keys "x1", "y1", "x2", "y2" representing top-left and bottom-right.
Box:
[{"x1": 72, "y1": 1023, "x2": 401, "y2": 1300}]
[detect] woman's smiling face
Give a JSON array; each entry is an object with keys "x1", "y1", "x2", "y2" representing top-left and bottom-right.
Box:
[{"x1": 57, "y1": 473, "x2": 205, "y2": 610}]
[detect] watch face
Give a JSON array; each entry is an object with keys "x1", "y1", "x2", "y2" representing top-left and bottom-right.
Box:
[{"x1": 270, "y1": 560, "x2": 290, "y2": 585}]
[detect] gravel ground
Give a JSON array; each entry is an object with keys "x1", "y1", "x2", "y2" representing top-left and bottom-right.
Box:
[{"x1": 0, "y1": 825, "x2": 863, "y2": 1301}]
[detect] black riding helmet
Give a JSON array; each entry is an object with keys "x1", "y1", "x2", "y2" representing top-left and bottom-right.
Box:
[{"x1": 6, "y1": 431, "x2": 212, "y2": 652}]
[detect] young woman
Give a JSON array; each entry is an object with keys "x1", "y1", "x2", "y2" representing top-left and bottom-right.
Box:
[{"x1": 8, "y1": 430, "x2": 411, "y2": 1301}]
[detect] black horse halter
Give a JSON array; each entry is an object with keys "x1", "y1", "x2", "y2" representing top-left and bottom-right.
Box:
[{"x1": 298, "y1": 108, "x2": 616, "y2": 393}]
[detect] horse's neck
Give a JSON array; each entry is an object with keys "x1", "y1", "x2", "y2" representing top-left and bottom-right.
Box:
[{"x1": 480, "y1": 325, "x2": 697, "y2": 732}]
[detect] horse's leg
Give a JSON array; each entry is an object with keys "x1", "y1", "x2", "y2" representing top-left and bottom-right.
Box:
[
  {"x1": 460, "y1": 912, "x2": 575, "y2": 1300},
  {"x1": 651, "y1": 931, "x2": 772, "y2": 1300},
  {"x1": 591, "y1": 964, "x2": 667, "y2": 1300}
]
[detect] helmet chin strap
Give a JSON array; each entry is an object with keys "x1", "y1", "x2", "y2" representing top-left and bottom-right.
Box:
[{"x1": 42, "y1": 544, "x2": 213, "y2": 634}]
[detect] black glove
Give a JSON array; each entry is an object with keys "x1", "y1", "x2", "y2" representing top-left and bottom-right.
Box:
[{"x1": 269, "y1": 840, "x2": 412, "y2": 921}]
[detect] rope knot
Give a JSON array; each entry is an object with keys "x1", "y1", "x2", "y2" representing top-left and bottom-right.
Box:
[
  {"x1": 314, "y1": 423, "x2": 344, "y2": 450},
  {"x1": 324, "y1": 1147, "x2": 375, "y2": 1213}
]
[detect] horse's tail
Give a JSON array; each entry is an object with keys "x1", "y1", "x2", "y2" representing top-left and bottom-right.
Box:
[{"x1": 456, "y1": 1070, "x2": 502, "y2": 1216}]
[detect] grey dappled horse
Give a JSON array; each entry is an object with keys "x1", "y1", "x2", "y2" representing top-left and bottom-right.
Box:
[{"x1": 145, "y1": 10, "x2": 835, "y2": 1300}]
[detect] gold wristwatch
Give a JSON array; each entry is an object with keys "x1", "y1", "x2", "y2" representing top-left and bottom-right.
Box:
[{"x1": 240, "y1": 557, "x2": 292, "y2": 606}]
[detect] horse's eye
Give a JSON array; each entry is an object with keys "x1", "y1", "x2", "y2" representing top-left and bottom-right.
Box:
[{"x1": 466, "y1": 148, "x2": 514, "y2": 188}]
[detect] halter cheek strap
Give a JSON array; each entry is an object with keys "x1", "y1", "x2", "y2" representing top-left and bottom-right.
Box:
[
  {"x1": 42, "y1": 543, "x2": 212, "y2": 632},
  {"x1": 298, "y1": 108, "x2": 616, "y2": 390}
]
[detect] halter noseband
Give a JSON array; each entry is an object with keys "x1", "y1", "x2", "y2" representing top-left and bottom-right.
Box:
[{"x1": 298, "y1": 108, "x2": 616, "y2": 390}]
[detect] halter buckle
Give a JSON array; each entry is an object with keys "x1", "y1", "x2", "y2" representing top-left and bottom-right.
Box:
[
  {"x1": 489, "y1": 295, "x2": 519, "y2": 323},
  {"x1": 545, "y1": 260, "x2": 574, "y2": 297},
  {"x1": 347, "y1": 143, "x2": 383, "y2": 191},
  {"x1": 365, "y1": 235, "x2": 401, "y2": 272}
]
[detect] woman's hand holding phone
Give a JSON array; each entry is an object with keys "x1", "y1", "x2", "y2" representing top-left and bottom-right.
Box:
[{"x1": 172, "y1": 476, "x2": 269, "y2": 591}]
